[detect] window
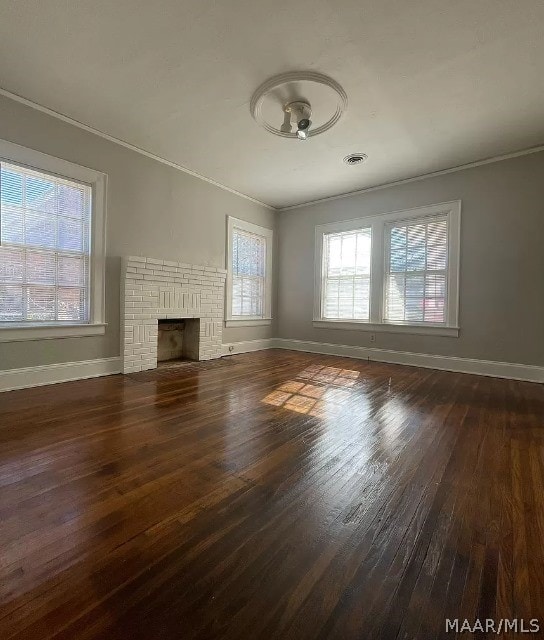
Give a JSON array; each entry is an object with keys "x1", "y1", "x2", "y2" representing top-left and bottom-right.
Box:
[
  {"x1": 226, "y1": 216, "x2": 273, "y2": 326},
  {"x1": 322, "y1": 228, "x2": 371, "y2": 320},
  {"x1": 0, "y1": 139, "x2": 106, "y2": 342},
  {"x1": 1, "y1": 162, "x2": 91, "y2": 323},
  {"x1": 232, "y1": 227, "x2": 265, "y2": 316},
  {"x1": 314, "y1": 202, "x2": 460, "y2": 336},
  {"x1": 385, "y1": 217, "x2": 448, "y2": 324}
]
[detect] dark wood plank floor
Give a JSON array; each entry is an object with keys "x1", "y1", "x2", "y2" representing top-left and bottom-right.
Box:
[{"x1": 1, "y1": 350, "x2": 543, "y2": 639}]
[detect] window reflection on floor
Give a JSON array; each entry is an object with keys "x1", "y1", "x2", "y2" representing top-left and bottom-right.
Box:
[{"x1": 262, "y1": 365, "x2": 361, "y2": 417}]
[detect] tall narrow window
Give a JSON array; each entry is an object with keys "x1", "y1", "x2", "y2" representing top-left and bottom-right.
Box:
[
  {"x1": 226, "y1": 217, "x2": 273, "y2": 325},
  {"x1": 385, "y1": 216, "x2": 448, "y2": 324},
  {"x1": 322, "y1": 228, "x2": 371, "y2": 320},
  {"x1": 0, "y1": 162, "x2": 92, "y2": 324},
  {"x1": 231, "y1": 227, "x2": 266, "y2": 317}
]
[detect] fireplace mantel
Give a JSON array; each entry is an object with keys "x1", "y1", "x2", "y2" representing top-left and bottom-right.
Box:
[{"x1": 121, "y1": 256, "x2": 226, "y2": 373}]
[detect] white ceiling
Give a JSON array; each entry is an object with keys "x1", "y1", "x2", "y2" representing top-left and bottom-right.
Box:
[{"x1": 0, "y1": 0, "x2": 543, "y2": 208}]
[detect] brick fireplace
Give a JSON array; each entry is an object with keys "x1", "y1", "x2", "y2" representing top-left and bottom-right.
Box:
[{"x1": 121, "y1": 256, "x2": 226, "y2": 373}]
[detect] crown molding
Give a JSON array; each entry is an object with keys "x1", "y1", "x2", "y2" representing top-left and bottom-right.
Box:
[
  {"x1": 280, "y1": 144, "x2": 544, "y2": 211},
  {"x1": 2, "y1": 86, "x2": 543, "y2": 214},
  {"x1": 0, "y1": 86, "x2": 275, "y2": 211}
]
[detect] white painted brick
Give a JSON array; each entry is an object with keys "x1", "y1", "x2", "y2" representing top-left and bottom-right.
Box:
[{"x1": 122, "y1": 256, "x2": 225, "y2": 373}]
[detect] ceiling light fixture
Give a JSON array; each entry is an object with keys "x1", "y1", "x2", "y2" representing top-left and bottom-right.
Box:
[
  {"x1": 284, "y1": 101, "x2": 313, "y2": 141},
  {"x1": 250, "y1": 71, "x2": 347, "y2": 140}
]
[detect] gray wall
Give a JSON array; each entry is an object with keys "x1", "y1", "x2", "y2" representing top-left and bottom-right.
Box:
[
  {"x1": 277, "y1": 151, "x2": 544, "y2": 366},
  {"x1": 2, "y1": 91, "x2": 543, "y2": 373},
  {"x1": 0, "y1": 94, "x2": 276, "y2": 371}
]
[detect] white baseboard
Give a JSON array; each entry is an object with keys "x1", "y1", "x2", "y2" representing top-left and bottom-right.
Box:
[
  {"x1": 2, "y1": 340, "x2": 541, "y2": 392},
  {"x1": 221, "y1": 339, "x2": 275, "y2": 356},
  {"x1": 271, "y1": 338, "x2": 544, "y2": 383},
  {"x1": 0, "y1": 357, "x2": 122, "y2": 392}
]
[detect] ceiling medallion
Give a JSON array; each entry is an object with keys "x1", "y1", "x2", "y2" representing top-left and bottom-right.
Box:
[{"x1": 250, "y1": 71, "x2": 348, "y2": 140}]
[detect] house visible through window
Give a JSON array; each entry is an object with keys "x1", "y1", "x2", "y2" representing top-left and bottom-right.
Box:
[
  {"x1": 0, "y1": 139, "x2": 106, "y2": 341},
  {"x1": 226, "y1": 216, "x2": 273, "y2": 326},
  {"x1": 314, "y1": 202, "x2": 460, "y2": 336},
  {"x1": 0, "y1": 162, "x2": 91, "y2": 323}
]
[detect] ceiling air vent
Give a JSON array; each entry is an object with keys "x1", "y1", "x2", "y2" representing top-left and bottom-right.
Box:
[{"x1": 344, "y1": 153, "x2": 368, "y2": 165}]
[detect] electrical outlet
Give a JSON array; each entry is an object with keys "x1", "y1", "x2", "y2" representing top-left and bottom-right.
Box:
[{"x1": 370, "y1": 333, "x2": 376, "y2": 343}]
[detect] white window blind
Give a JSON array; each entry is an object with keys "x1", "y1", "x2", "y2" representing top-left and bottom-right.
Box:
[
  {"x1": 0, "y1": 161, "x2": 92, "y2": 324},
  {"x1": 322, "y1": 228, "x2": 372, "y2": 320},
  {"x1": 231, "y1": 227, "x2": 266, "y2": 317},
  {"x1": 385, "y1": 216, "x2": 448, "y2": 324}
]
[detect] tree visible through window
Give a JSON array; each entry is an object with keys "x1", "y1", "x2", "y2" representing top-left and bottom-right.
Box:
[{"x1": 0, "y1": 162, "x2": 92, "y2": 324}]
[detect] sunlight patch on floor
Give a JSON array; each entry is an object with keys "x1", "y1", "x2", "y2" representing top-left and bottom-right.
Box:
[{"x1": 262, "y1": 364, "x2": 361, "y2": 416}]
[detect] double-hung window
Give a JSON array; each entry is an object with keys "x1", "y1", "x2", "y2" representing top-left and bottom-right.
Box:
[
  {"x1": 315, "y1": 202, "x2": 460, "y2": 336},
  {"x1": 384, "y1": 216, "x2": 448, "y2": 324},
  {"x1": 226, "y1": 216, "x2": 273, "y2": 326},
  {"x1": 0, "y1": 139, "x2": 106, "y2": 341},
  {"x1": 322, "y1": 228, "x2": 371, "y2": 320}
]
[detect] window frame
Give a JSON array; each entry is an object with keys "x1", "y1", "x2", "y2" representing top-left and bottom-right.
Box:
[
  {"x1": 0, "y1": 139, "x2": 107, "y2": 342},
  {"x1": 321, "y1": 226, "x2": 373, "y2": 322},
  {"x1": 225, "y1": 216, "x2": 273, "y2": 327},
  {"x1": 314, "y1": 201, "x2": 461, "y2": 337}
]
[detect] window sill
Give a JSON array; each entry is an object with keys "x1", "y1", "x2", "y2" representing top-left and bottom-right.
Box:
[
  {"x1": 225, "y1": 318, "x2": 272, "y2": 328},
  {"x1": 0, "y1": 323, "x2": 107, "y2": 342},
  {"x1": 313, "y1": 320, "x2": 459, "y2": 337}
]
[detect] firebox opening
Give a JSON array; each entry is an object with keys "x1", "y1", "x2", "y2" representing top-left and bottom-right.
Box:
[{"x1": 157, "y1": 318, "x2": 200, "y2": 364}]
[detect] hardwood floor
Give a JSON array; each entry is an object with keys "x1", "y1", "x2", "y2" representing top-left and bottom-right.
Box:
[{"x1": 0, "y1": 349, "x2": 543, "y2": 639}]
